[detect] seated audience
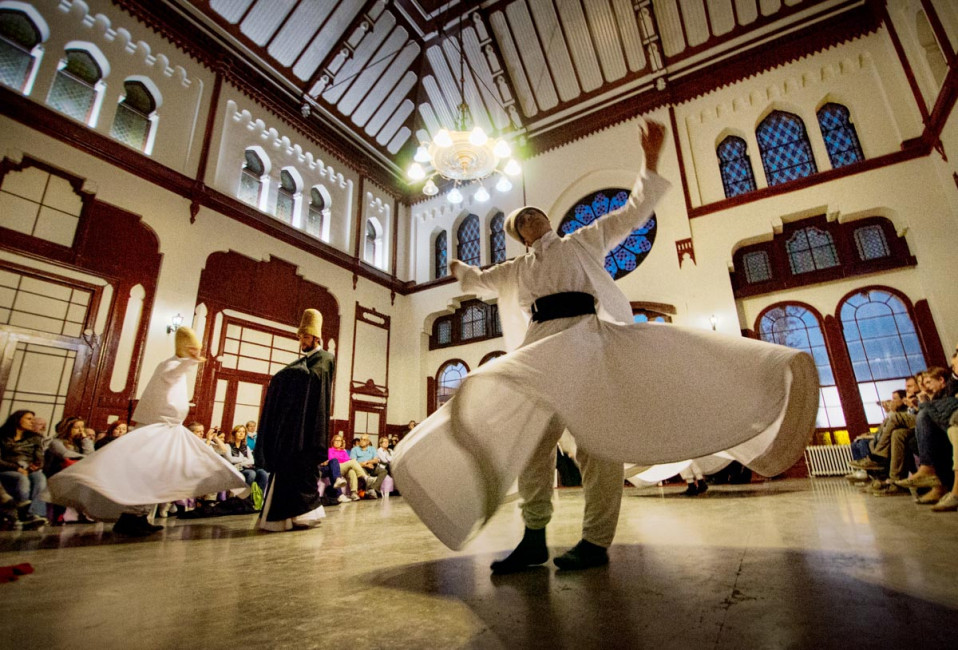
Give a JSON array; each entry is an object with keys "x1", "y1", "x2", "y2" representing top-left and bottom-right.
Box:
[
  {"x1": 351, "y1": 434, "x2": 387, "y2": 499},
  {"x1": 81, "y1": 427, "x2": 96, "y2": 454},
  {"x1": 224, "y1": 424, "x2": 268, "y2": 496},
  {"x1": 328, "y1": 434, "x2": 369, "y2": 501},
  {"x1": 95, "y1": 421, "x2": 128, "y2": 450},
  {"x1": 0, "y1": 410, "x2": 47, "y2": 525},
  {"x1": 46, "y1": 417, "x2": 87, "y2": 475},
  {"x1": 319, "y1": 456, "x2": 349, "y2": 504},
  {"x1": 377, "y1": 435, "x2": 393, "y2": 474},
  {"x1": 850, "y1": 390, "x2": 910, "y2": 471},
  {"x1": 245, "y1": 420, "x2": 258, "y2": 452}
]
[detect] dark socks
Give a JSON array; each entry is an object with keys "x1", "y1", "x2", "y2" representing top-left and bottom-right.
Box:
[
  {"x1": 553, "y1": 539, "x2": 609, "y2": 571},
  {"x1": 490, "y1": 527, "x2": 548, "y2": 574}
]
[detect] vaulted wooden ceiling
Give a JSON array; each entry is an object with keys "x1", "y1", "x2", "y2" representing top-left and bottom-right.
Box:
[{"x1": 146, "y1": 0, "x2": 873, "y2": 192}]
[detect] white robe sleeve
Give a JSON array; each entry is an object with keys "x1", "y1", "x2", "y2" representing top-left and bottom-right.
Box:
[{"x1": 572, "y1": 172, "x2": 670, "y2": 255}]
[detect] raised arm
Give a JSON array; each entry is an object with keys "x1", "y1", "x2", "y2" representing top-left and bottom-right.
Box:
[{"x1": 449, "y1": 258, "x2": 515, "y2": 298}]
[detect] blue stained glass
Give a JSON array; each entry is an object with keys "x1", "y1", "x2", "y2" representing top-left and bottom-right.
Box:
[
  {"x1": 757, "y1": 111, "x2": 818, "y2": 186},
  {"x1": 490, "y1": 212, "x2": 506, "y2": 263},
  {"x1": 457, "y1": 214, "x2": 481, "y2": 266},
  {"x1": 818, "y1": 103, "x2": 864, "y2": 169},
  {"x1": 559, "y1": 188, "x2": 657, "y2": 280},
  {"x1": 717, "y1": 135, "x2": 757, "y2": 198},
  {"x1": 434, "y1": 231, "x2": 447, "y2": 279}
]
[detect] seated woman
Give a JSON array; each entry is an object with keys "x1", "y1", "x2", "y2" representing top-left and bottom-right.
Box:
[
  {"x1": 46, "y1": 416, "x2": 89, "y2": 524},
  {"x1": 377, "y1": 435, "x2": 393, "y2": 474},
  {"x1": 224, "y1": 424, "x2": 268, "y2": 497},
  {"x1": 95, "y1": 421, "x2": 128, "y2": 450},
  {"x1": 327, "y1": 434, "x2": 369, "y2": 501},
  {"x1": 0, "y1": 410, "x2": 47, "y2": 526}
]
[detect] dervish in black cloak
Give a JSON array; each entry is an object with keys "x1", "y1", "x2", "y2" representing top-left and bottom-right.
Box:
[{"x1": 255, "y1": 308, "x2": 335, "y2": 531}]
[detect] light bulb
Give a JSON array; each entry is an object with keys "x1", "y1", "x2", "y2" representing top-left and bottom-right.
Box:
[
  {"x1": 423, "y1": 179, "x2": 439, "y2": 196},
  {"x1": 414, "y1": 145, "x2": 430, "y2": 163},
  {"x1": 474, "y1": 186, "x2": 490, "y2": 202},
  {"x1": 495, "y1": 176, "x2": 512, "y2": 192},
  {"x1": 407, "y1": 162, "x2": 426, "y2": 181},
  {"x1": 503, "y1": 159, "x2": 521, "y2": 176},
  {"x1": 433, "y1": 129, "x2": 452, "y2": 148},
  {"x1": 447, "y1": 187, "x2": 463, "y2": 204},
  {"x1": 469, "y1": 126, "x2": 488, "y2": 146},
  {"x1": 493, "y1": 139, "x2": 511, "y2": 158}
]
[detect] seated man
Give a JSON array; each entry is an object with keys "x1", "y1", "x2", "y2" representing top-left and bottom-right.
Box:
[
  {"x1": 350, "y1": 434, "x2": 387, "y2": 499},
  {"x1": 850, "y1": 389, "x2": 911, "y2": 472}
]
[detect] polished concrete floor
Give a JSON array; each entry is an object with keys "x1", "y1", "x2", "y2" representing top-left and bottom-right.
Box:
[{"x1": 2, "y1": 478, "x2": 958, "y2": 649}]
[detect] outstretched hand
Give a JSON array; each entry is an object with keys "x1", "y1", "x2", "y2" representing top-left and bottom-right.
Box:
[{"x1": 639, "y1": 120, "x2": 666, "y2": 173}]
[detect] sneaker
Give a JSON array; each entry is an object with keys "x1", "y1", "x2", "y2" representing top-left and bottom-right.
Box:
[
  {"x1": 917, "y1": 486, "x2": 947, "y2": 505},
  {"x1": 931, "y1": 492, "x2": 958, "y2": 512},
  {"x1": 851, "y1": 458, "x2": 884, "y2": 471},
  {"x1": 338, "y1": 494, "x2": 351, "y2": 503},
  {"x1": 872, "y1": 483, "x2": 907, "y2": 496},
  {"x1": 349, "y1": 493, "x2": 361, "y2": 501},
  {"x1": 366, "y1": 489, "x2": 379, "y2": 499},
  {"x1": 333, "y1": 477, "x2": 347, "y2": 489},
  {"x1": 844, "y1": 469, "x2": 868, "y2": 482},
  {"x1": 895, "y1": 474, "x2": 941, "y2": 489}
]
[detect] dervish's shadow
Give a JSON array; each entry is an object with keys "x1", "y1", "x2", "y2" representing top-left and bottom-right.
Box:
[{"x1": 364, "y1": 544, "x2": 958, "y2": 648}]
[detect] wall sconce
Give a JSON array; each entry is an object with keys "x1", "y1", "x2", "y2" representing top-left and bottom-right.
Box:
[
  {"x1": 709, "y1": 315, "x2": 717, "y2": 331},
  {"x1": 167, "y1": 313, "x2": 184, "y2": 334}
]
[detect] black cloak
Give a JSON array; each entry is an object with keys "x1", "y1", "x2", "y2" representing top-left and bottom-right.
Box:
[{"x1": 255, "y1": 349, "x2": 335, "y2": 521}]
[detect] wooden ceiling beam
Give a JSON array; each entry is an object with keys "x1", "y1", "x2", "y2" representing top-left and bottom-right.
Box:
[{"x1": 302, "y1": 0, "x2": 383, "y2": 99}]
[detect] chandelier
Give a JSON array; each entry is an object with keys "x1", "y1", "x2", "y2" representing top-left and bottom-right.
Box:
[{"x1": 406, "y1": 10, "x2": 520, "y2": 204}]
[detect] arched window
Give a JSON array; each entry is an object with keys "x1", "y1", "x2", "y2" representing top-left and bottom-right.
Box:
[
  {"x1": 716, "y1": 135, "x2": 757, "y2": 198},
  {"x1": 743, "y1": 250, "x2": 773, "y2": 284},
  {"x1": 759, "y1": 304, "x2": 843, "y2": 428},
  {"x1": 840, "y1": 289, "x2": 927, "y2": 424},
  {"x1": 275, "y1": 169, "x2": 297, "y2": 225},
  {"x1": 559, "y1": 188, "x2": 657, "y2": 280},
  {"x1": 434, "y1": 231, "x2": 447, "y2": 279},
  {"x1": 47, "y1": 45, "x2": 109, "y2": 126},
  {"x1": 306, "y1": 187, "x2": 326, "y2": 239},
  {"x1": 490, "y1": 211, "x2": 506, "y2": 264},
  {"x1": 817, "y1": 103, "x2": 863, "y2": 169},
  {"x1": 460, "y1": 304, "x2": 486, "y2": 341},
  {"x1": 786, "y1": 226, "x2": 838, "y2": 274},
  {"x1": 0, "y1": 5, "x2": 48, "y2": 94},
  {"x1": 479, "y1": 351, "x2": 506, "y2": 366},
  {"x1": 436, "y1": 360, "x2": 468, "y2": 407},
  {"x1": 756, "y1": 111, "x2": 817, "y2": 186},
  {"x1": 457, "y1": 214, "x2": 481, "y2": 266},
  {"x1": 238, "y1": 148, "x2": 267, "y2": 208},
  {"x1": 917, "y1": 10, "x2": 947, "y2": 86},
  {"x1": 111, "y1": 78, "x2": 160, "y2": 153},
  {"x1": 364, "y1": 217, "x2": 384, "y2": 268},
  {"x1": 854, "y1": 225, "x2": 890, "y2": 261}
]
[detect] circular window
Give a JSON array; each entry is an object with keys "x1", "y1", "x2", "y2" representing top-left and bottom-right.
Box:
[{"x1": 558, "y1": 188, "x2": 657, "y2": 280}]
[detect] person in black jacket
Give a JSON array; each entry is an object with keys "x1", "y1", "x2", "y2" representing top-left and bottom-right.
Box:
[{"x1": 254, "y1": 309, "x2": 335, "y2": 532}]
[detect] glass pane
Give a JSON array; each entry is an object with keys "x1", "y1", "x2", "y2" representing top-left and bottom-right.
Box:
[{"x1": 48, "y1": 70, "x2": 95, "y2": 122}]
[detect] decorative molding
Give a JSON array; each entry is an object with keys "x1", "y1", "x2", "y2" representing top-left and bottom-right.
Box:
[{"x1": 675, "y1": 238, "x2": 695, "y2": 268}]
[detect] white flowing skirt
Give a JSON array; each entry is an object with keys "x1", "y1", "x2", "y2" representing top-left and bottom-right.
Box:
[
  {"x1": 393, "y1": 319, "x2": 819, "y2": 550},
  {"x1": 46, "y1": 422, "x2": 248, "y2": 521}
]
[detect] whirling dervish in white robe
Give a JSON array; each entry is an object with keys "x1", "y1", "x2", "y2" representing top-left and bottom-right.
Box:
[
  {"x1": 392, "y1": 122, "x2": 819, "y2": 559},
  {"x1": 47, "y1": 328, "x2": 247, "y2": 529}
]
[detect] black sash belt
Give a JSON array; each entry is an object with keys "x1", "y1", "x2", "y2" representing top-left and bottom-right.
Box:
[{"x1": 530, "y1": 292, "x2": 596, "y2": 323}]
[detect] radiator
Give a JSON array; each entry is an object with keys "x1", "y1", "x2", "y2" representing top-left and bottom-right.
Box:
[{"x1": 804, "y1": 444, "x2": 853, "y2": 477}]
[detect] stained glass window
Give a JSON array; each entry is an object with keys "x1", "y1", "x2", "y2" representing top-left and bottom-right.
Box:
[
  {"x1": 756, "y1": 111, "x2": 817, "y2": 186},
  {"x1": 0, "y1": 9, "x2": 42, "y2": 92},
  {"x1": 434, "y1": 231, "x2": 447, "y2": 279},
  {"x1": 490, "y1": 212, "x2": 506, "y2": 263},
  {"x1": 840, "y1": 289, "x2": 927, "y2": 424},
  {"x1": 461, "y1": 304, "x2": 485, "y2": 340},
  {"x1": 559, "y1": 188, "x2": 656, "y2": 280},
  {"x1": 436, "y1": 320, "x2": 452, "y2": 345},
  {"x1": 760, "y1": 304, "x2": 843, "y2": 428},
  {"x1": 817, "y1": 103, "x2": 864, "y2": 169},
  {"x1": 306, "y1": 188, "x2": 325, "y2": 239},
  {"x1": 786, "y1": 226, "x2": 838, "y2": 275},
  {"x1": 457, "y1": 214, "x2": 481, "y2": 266},
  {"x1": 238, "y1": 149, "x2": 265, "y2": 207},
  {"x1": 47, "y1": 48, "x2": 103, "y2": 125},
  {"x1": 853, "y1": 225, "x2": 890, "y2": 261},
  {"x1": 364, "y1": 221, "x2": 377, "y2": 263},
  {"x1": 275, "y1": 169, "x2": 296, "y2": 225},
  {"x1": 110, "y1": 80, "x2": 156, "y2": 151},
  {"x1": 743, "y1": 250, "x2": 773, "y2": 284},
  {"x1": 437, "y1": 360, "x2": 468, "y2": 406},
  {"x1": 717, "y1": 135, "x2": 757, "y2": 198}
]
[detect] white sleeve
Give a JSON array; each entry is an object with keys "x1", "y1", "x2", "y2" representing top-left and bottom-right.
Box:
[{"x1": 573, "y1": 172, "x2": 670, "y2": 255}]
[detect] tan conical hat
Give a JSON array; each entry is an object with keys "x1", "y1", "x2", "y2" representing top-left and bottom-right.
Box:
[
  {"x1": 298, "y1": 309, "x2": 323, "y2": 338},
  {"x1": 174, "y1": 327, "x2": 201, "y2": 357}
]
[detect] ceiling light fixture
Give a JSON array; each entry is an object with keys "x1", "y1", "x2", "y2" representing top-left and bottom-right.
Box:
[{"x1": 406, "y1": 8, "x2": 520, "y2": 203}]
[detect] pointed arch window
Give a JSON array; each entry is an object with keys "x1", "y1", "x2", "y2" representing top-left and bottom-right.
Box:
[
  {"x1": 840, "y1": 289, "x2": 927, "y2": 424},
  {"x1": 756, "y1": 111, "x2": 817, "y2": 186},
  {"x1": 434, "y1": 231, "x2": 447, "y2": 279},
  {"x1": 457, "y1": 214, "x2": 481, "y2": 266},
  {"x1": 364, "y1": 217, "x2": 384, "y2": 268},
  {"x1": 786, "y1": 226, "x2": 838, "y2": 275},
  {"x1": 817, "y1": 103, "x2": 863, "y2": 169},
  {"x1": 490, "y1": 211, "x2": 506, "y2": 264},
  {"x1": 111, "y1": 79, "x2": 159, "y2": 153},
  {"x1": 759, "y1": 304, "x2": 843, "y2": 428},
  {"x1": 0, "y1": 6, "x2": 47, "y2": 94},
  {"x1": 238, "y1": 149, "x2": 266, "y2": 208},
  {"x1": 275, "y1": 169, "x2": 297, "y2": 225},
  {"x1": 437, "y1": 360, "x2": 468, "y2": 407},
  {"x1": 717, "y1": 135, "x2": 757, "y2": 198},
  {"x1": 306, "y1": 187, "x2": 326, "y2": 240},
  {"x1": 364, "y1": 220, "x2": 377, "y2": 261},
  {"x1": 47, "y1": 46, "x2": 108, "y2": 126}
]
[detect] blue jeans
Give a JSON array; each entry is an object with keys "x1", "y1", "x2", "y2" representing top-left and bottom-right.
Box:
[
  {"x1": 916, "y1": 409, "x2": 954, "y2": 488},
  {"x1": 240, "y1": 468, "x2": 269, "y2": 495},
  {"x1": 0, "y1": 469, "x2": 47, "y2": 515},
  {"x1": 320, "y1": 458, "x2": 342, "y2": 496},
  {"x1": 851, "y1": 437, "x2": 871, "y2": 460}
]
